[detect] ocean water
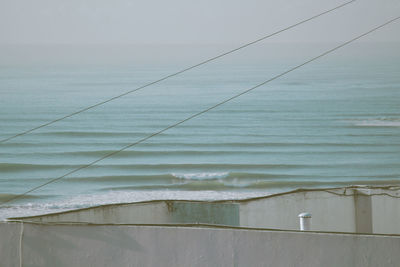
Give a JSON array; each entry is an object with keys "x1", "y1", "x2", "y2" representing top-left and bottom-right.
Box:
[{"x1": 0, "y1": 43, "x2": 399, "y2": 219}]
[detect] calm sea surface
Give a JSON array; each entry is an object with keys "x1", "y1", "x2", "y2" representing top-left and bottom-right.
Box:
[{"x1": 1, "y1": 44, "x2": 399, "y2": 219}]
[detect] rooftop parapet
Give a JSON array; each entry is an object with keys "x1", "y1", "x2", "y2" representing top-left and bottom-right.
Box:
[{"x1": 9, "y1": 185, "x2": 400, "y2": 234}]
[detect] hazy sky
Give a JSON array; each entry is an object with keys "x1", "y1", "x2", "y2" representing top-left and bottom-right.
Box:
[{"x1": 1, "y1": 0, "x2": 399, "y2": 45}]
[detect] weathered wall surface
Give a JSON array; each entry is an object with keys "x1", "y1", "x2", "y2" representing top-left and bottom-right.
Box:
[
  {"x1": 167, "y1": 202, "x2": 239, "y2": 225},
  {"x1": 18, "y1": 201, "x2": 240, "y2": 226},
  {"x1": 371, "y1": 190, "x2": 400, "y2": 234},
  {"x1": 239, "y1": 190, "x2": 356, "y2": 232},
  {"x1": 0, "y1": 222, "x2": 20, "y2": 267},
  {"x1": 1, "y1": 222, "x2": 400, "y2": 267},
  {"x1": 11, "y1": 187, "x2": 400, "y2": 234},
  {"x1": 20, "y1": 202, "x2": 169, "y2": 224}
]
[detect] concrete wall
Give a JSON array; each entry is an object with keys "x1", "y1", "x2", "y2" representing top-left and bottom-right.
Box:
[
  {"x1": 17, "y1": 201, "x2": 239, "y2": 226},
  {"x1": 32, "y1": 202, "x2": 169, "y2": 224},
  {"x1": 1, "y1": 222, "x2": 400, "y2": 267},
  {"x1": 239, "y1": 190, "x2": 356, "y2": 232},
  {"x1": 0, "y1": 222, "x2": 21, "y2": 267},
  {"x1": 371, "y1": 189, "x2": 400, "y2": 234},
  {"x1": 11, "y1": 187, "x2": 400, "y2": 234},
  {"x1": 167, "y1": 202, "x2": 239, "y2": 225}
]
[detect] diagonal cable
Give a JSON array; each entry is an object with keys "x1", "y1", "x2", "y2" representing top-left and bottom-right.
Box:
[
  {"x1": 1, "y1": 15, "x2": 399, "y2": 206},
  {"x1": 0, "y1": 0, "x2": 356, "y2": 144}
]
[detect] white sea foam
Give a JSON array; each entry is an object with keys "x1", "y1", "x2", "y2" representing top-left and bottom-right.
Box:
[
  {"x1": 172, "y1": 172, "x2": 229, "y2": 180},
  {"x1": 354, "y1": 118, "x2": 400, "y2": 127}
]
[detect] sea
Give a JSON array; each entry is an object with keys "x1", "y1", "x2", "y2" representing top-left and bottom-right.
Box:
[{"x1": 0, "y1": 43, "x2": 399, "y2": 220}]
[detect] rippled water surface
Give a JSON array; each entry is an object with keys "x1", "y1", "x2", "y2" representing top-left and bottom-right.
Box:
[{"x1": 1, "y1": 44, "x2": 399, "y2": 219}]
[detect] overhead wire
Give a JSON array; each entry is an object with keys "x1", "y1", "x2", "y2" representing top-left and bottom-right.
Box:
[
  {"x1": 1, "y1": 15, "x2": 399, "y2": 206},
  {"x1": 0, "y1": 0, "x2": 356, "y2": 144}
]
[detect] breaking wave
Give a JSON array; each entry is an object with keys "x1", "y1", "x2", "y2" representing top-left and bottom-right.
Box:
[
  {"x1": 353, "y1": 118, "x2": 400, "y2": 127},
  {"x1": 171, "y1": 172, "x2": 229, "y2": 180}
]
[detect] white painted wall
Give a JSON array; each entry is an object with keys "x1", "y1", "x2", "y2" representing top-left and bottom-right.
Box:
[
  {"x1": 11, "y1": 187, "x2": 400, "y2": 234},
  {"x1": 371, "y1": 189, "x2": 400, "y2": 234},
  {"x1": 18, "y1": 201, "x2": 239, "y2": 226},
  {"x1": 239, "y1": 190, "x2": 356, "y2": 232},
  {"x1": 25, "y1": 201, "x2": 169, "y2": 224},
  {"x1": 1, "y1": 222, "x2": 400, "y2": 267},
  {"x1": 0, "y1": 222, "x2": 21, "y2": 267}
]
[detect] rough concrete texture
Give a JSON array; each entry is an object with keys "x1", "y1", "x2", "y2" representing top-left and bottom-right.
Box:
[
  {"x1": 239, "y1": 189, "x2": 356, "y2": 232},
  {"x1": 1, "y1": 222, "x2": 400, "y2": 267},
  {"x1": 0, "y1": 222, "x2": 21, "y2": 267},
  {"x1": 12, "y1": 186, "x2": 400, "y2": 234},
  {"x1": 14, "y1": 201, "x2": 240, "y2": 226}
]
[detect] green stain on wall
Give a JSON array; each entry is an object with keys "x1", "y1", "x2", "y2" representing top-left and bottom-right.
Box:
[{"x1": 167, "y1": 201, "x2": 240, "y2": 226}]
